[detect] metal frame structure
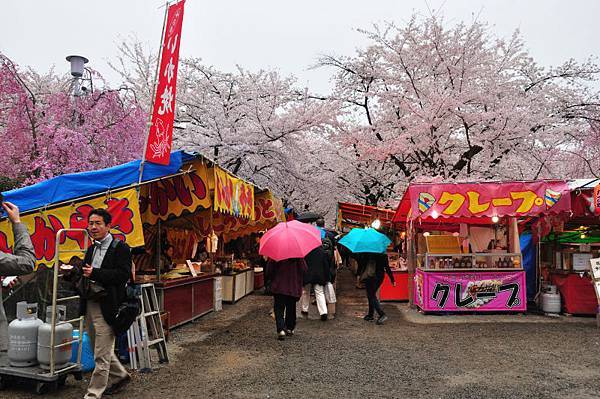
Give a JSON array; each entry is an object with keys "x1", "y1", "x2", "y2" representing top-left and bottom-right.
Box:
[{"x1": 0, "y1": 228, "x2": 87, "y2": 394}]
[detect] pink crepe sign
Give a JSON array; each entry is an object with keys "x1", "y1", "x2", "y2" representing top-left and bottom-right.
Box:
[
  {"x1": 414, "y1": 269, "x2": 527, "y2": 312},
  {"x1": 409, "y1": 181, "x2": 570, "y2": 220}
]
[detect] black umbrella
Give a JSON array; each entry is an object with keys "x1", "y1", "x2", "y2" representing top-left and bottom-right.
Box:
[{"x1": 296, "y1": 211, "x2": 322, "y2": 223}]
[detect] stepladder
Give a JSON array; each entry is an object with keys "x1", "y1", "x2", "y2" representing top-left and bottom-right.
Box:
[{"x1": 126, "y1": 283, "x2": 169, "y2": 371}]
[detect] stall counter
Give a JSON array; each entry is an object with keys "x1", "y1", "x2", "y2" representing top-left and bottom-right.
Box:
[
  {"x1": 550, "y1": 272, "x2": 597, "y2": 315},
  {"x1": 154, "y1": 274, "x2": 215, "y2": 329},
  {"x1": 380, "y1": 269, "x2": 410, "y2": 301},
  {"x1": 414, "y1": 269, "x2": 527, "y2": 312}
]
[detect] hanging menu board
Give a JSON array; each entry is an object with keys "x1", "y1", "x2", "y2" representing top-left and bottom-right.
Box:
[{"x1": 590, "y1": 258, "x2": 600, "y2": 280}]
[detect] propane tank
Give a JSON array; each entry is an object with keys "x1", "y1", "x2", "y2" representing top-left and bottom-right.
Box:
[
  {"x1": 541, "y1": 284, "x2": 562, "y2": 314},
  {"x1": 8, "y1": 302, "x2": 43, "y2": 367},
  {"x1": 37, "y1": 305, "x2": 73, "y2": 370}
]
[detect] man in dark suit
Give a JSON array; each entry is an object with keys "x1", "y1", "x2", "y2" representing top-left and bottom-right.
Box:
[{"x1": 64, "y1": 208, "x2": 131, "y2": 398}]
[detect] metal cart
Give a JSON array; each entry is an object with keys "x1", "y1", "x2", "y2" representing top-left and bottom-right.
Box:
[{"x1": 0, "y1": 229, "x2": 88, "y2": 394}]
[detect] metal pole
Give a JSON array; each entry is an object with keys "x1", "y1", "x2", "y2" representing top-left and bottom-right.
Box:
[
  {"x1": 52, "y1": 229, "x2": 88, "y2": 375},
  {"x1": 407, "y1": 220, "x2": 416, "y2": 307},
  {"x1": 156, "y1": 219, "x2": 162, "y2": 282},
  {"x1": 77, "y1": 233, "x2": 88, "y2": 366}
]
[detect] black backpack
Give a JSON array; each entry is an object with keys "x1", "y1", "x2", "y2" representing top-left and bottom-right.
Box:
[{"x1": 322, "y1": 237, "x2": 333, "y2": 253}]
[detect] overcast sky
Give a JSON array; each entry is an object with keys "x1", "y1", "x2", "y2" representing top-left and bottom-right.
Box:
[{"x1": 1, "y1": 0, "x2": 599, "y2": 94}]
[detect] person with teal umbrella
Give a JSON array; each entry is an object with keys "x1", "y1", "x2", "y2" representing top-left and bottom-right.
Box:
[
  {"x1": 339, "y1": 228, "x2": 395, "y2": 324},
  {"x1": 338, "y1": 227, "x2": 391, "y2": 254}
]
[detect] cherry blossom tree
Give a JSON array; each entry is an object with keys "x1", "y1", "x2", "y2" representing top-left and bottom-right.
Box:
[
  {"x1": 173, "y1": 59, "x2": 348, "y2": 214},
  {"x1": 108, "y1": 13, "x2": 600, "y2": 215},
  {"x1": 110, "y1": 43, "x2": 352, "y2": 215},
  {"x1": 0, "y1": 53, "x2": 147, "y2": 188},
  {"x1": 319, "y1": 15, "x2": 600, "y2": 203},
  {"x1": 108, "y1": 38, "x2": 157, "y2": 110}
]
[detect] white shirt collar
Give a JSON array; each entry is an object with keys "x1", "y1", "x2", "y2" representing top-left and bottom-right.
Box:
[{"x1": 95, "y1": 233, "x2": 113, "y2": 247}]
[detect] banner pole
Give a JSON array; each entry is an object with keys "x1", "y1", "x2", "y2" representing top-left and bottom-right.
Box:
[{"x1": 138, "y1": 0, "x2": 171, "y2": 188}]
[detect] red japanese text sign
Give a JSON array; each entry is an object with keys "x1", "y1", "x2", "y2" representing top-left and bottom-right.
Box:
[
  {"x1": 409, "y1": 181, "x2": 570, "y2": 220},
  {"x1": 145, "y1": 0, "x2": 185, "y2": 165}
]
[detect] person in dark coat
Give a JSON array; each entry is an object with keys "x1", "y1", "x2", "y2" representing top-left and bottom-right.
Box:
[
  {"x1": 316, "y1": 218, "x2": 337, "y2": 246},
  {"x1": 265, "y1": 257, "x2": 307, "y2": 340},
  {"x1": 359, "y1": 253, "x2": 395, "y2": 325},
  {"x1": 301, "y1": 244, "x2": 332, "y2": 321}
]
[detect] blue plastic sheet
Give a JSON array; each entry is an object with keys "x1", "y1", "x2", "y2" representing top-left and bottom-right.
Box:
[
  {"x1": 520, "y1": 231, "x2": 537, "y2": 302},
  {"x1": 3, "y1": 151, "x2": 195, "y2": 214}
]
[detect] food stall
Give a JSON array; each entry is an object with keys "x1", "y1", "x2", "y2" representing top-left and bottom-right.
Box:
[
  {"x1": 134, "y1": 159, "x2": 285, "y2": 326},
  {"x1": 0, "y1": 149, "x2": 284, "y2": 329},
  {"x1": 336, "y1": 202, "x2": 397, "y2": 232},
  {"x1": 394, "y1": 180, "x2": 572, "y2": 313},
  {"x1": 336, "y1": 202, "x2": 410, "y2": 301},
  {"x1": 134, "y1": 157, "x2": 219, "y2": 328},
  {"x1": 537, "y1": 179, "x2": 600, "y2": 314}
]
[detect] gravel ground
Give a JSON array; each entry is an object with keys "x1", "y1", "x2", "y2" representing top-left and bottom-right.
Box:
[{"x1": 3, "y1": 269, "x2": 600, "y2": 399}]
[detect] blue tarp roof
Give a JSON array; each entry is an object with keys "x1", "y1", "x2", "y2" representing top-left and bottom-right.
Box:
[{"x1": 3, "y1": 150, "x2": 197, "y2": 214}]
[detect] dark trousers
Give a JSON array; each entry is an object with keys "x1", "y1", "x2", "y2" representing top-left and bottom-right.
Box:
[
  {"x1": 365, "y1": 276, "x2": 384, "y2": 317},
  {"x1": 273, "y1": 294, "x2": 298, "y2": 333}
]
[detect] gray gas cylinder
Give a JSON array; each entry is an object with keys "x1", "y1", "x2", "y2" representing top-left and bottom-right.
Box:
[
  {"x1": 542, "y1": 291, "x2": 562, "y2": 314},
  {"x1": 8, "y1": 302, "x2": 43, "y2": 367},
  {"x1": 37, "y1": 305, "x2": 73, "y2": 370}
]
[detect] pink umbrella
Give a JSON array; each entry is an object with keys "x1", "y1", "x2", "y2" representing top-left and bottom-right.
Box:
[{"x1": 259, "y1": 220, "x2": 322, "y2": 262}]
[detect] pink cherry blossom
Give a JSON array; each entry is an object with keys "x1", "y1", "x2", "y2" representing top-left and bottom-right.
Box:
[{"x1": 0, "y1": 53, "x2": 147, "y2": 188}]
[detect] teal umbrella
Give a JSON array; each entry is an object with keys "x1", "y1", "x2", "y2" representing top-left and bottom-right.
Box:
[{"x1": 338, "y1": 228, "x2": 391, "y2": 254}]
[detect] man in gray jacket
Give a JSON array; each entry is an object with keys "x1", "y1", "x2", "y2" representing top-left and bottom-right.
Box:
[{"x1": 0, "y1": 202, "x2": 36, "y2": 352}]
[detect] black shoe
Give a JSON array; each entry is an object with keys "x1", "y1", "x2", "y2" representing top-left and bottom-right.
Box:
[
  {"x1": 104, "y1": 375, "x2": 131, "y2": 395},
  {"x1": 285, "y1": 329, "x2": 294, "y2": 336},
  {"x1": 320, "y1": 314, "x2": 328, "y2": 321},
  {"x1": 301, "y1": 311, "x2": 309, "y2": 318},
  {"x1": 277, "y1": 330, "x2": 286, "y2": 340},
  {"x1": 363, "y1": 315, "x2": 374, "y2": 321},
  {"x1": 376, "y1": 314, "x2": 388, "y2": 325}
]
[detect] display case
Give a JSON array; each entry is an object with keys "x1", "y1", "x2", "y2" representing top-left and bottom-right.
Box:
[
  {"x1": 221, "y1": 268, "x2": 254, "y2": 303},
  {"x1": 414, "y1": 252, "x2": 526, "y2": 312},
  {"x1": 418, "y1": 252, "x2": 522, "y2": 270}
]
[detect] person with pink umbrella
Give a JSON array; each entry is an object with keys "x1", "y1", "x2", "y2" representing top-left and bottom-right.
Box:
[{"x1": 260, "y1": 221, "x2": 322, "y2": 340}]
